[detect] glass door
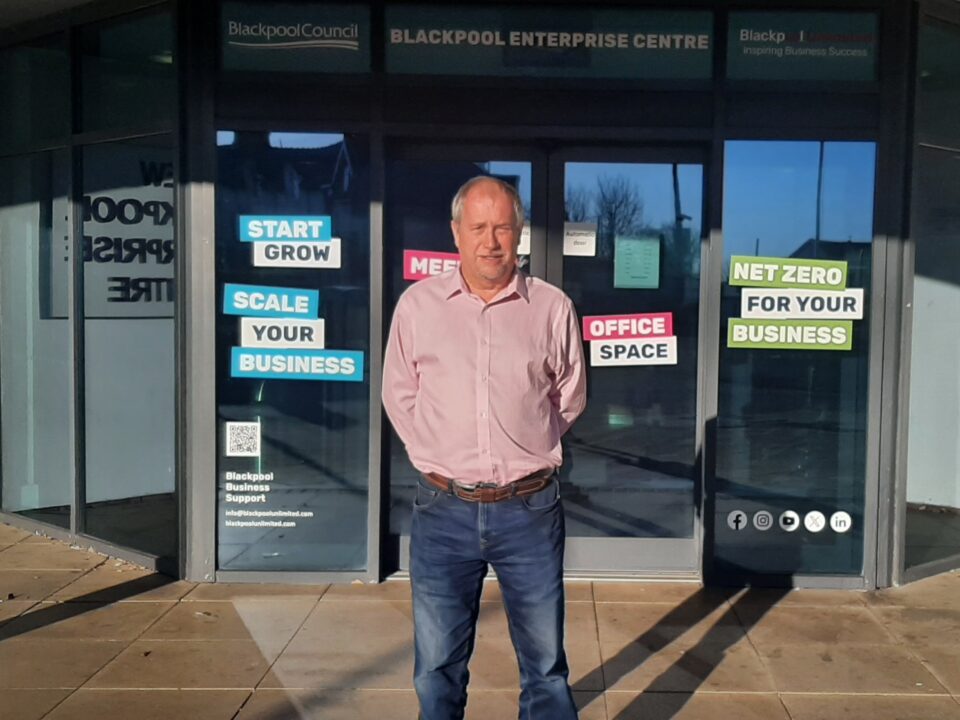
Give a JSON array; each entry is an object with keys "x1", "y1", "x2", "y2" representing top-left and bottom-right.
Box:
[
  {"x1": 383, "y1": 143, "x2": 542, "y2": 572},
  {"x1": 549, "y1": 148, "x2": 705, "y2": 573},
  {"x1": 383, "y1": 142, "x2": 705, "y2": 575}
]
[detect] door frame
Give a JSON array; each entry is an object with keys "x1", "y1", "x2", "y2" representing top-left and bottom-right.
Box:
[
  {"x1": 547, "y1": 145, "x2": 710, "y2": 576},
  {"x1": 384, "y1": 139, "x2": 713, "y2": 578}
]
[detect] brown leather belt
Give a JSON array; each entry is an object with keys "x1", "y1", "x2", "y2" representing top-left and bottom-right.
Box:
[{"x1": 421, "y1": 468, "x2": 556, "y2": 503}]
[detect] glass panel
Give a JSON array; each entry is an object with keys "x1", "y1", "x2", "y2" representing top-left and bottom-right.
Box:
[
  {"x1": 215, "y1": 130, "x2": 371, "y2": 572},
  {"x1": 905, "y1": 143, "x2": 960, "y2": 569},
  {"x1": 561, "y1": 162, "x2": 702, "y2": 542},
  {"x1": 0, "y1": 152, "x2": 72, "y2": 528},
  {"x1": 383, "y1": 157, "x2": 532, "y2": 569},
  {"x1": 915, "y1": 16, "x2": 960, "y2": 150},
  {"x1": 716, "y1": 141, "x2": 875, "y2": 576},
  {"x1": 79, "y1": 11, "x2": 174, "y2": 132},
  {"x1": 0, "y1": 35, "x2": 69, "y2": 150},
  {"x1": 82, "y1": 137, "x2": 177, "y2": 557}
]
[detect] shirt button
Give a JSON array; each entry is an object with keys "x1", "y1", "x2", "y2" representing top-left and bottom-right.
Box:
[{"x1": 481, "y1": 375, "x2": 487, "y2": 382}]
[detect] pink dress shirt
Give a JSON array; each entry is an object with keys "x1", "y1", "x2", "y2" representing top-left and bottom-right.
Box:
[{"x1": 382, "y1": 268, "x2": 587, "y2": 487}]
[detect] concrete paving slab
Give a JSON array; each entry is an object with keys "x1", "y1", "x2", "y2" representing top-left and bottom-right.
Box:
[
  {"x1": 910, "y1": 644, "x2": 960, "y2": 695},
  {"x1": 758, "y1": 643, "x2": 949, "y2": 694},
  {"x1": 262, "y1": 600, "x2": 414, "y2": 690},
  {"x1": 235, "y1": 688, "x2": 421, "y2": 720},
  {"x1": 0, "y1": 570, "x2": 85, "y2": 601},
  {"x1": 0, "y1": 601, "x2": 173, "y2": 641},
  {"x1": 47, "y1": 563, "x2": 195, "y2": 603},
  {"x1": 0, "y1": 543, "x2": 104, "y2": 571},
  {"x1": 0, "y1": 639, "x2": 125, "y2": 689},
  {"x1": 0, "y1": 523, "x2": 31, "y2": 548},
  {"x1": 0, "y1": 600, "x2": 37, "y2": 625},
  {"x1": 86, "y1": 639, "x2": 274, "y2": 689},
  {"x1": 604, "y1": 691, "x2": 789, "y2": 720},
  {"x1": 43, "y1": 689, "x2": 251, "y2": 720},
  {"x1": 0, "y1": 529, "x2": 958, "y2": 720},
  {"x1": 183, "y1": 583, "x2": 327, "y2": 601},
  {"x1": 600, "y1": 638, "x2": 776, "y2": 693},
  {"x1": 0, "y1": 689, "x2": 72, "y2": 720},
  {"x1": 734, "y1": 605, "x2": 899, "y2": 645},
  {"x1": 781, "y1": 693, "x2": 960, "y2": 720},
  {"x1": 869, "y1": 606, "x2": 960, "y2": 646}
]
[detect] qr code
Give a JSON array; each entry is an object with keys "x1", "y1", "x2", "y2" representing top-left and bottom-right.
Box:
[{"x1": 225, "y1": 421, "x2": 261, "y2": 457}]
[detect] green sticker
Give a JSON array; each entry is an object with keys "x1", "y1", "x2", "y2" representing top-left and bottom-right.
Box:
[
  {"x1": 614, "y1": 235, "x2": 660, "y2": 289},
  {"x1": 728, "y1": 255, "x2": 848, "y2": 290},
  {"x1": 727, "y1": 318, "x2": 853, "y2": 350}
]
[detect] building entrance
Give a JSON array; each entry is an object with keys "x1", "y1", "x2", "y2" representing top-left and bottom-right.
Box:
[{"x1": 384, "y1": 142, "x2": 707, "y2": 576}]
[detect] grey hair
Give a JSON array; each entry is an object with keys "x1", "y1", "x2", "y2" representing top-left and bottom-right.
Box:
[{"x1": 450, "y1": 176, "x2": 525, "y2": 229}]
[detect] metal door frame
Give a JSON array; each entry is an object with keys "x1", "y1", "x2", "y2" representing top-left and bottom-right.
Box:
[{"x1": 384, "y1": 140, "x2": 711, "y2": 578}]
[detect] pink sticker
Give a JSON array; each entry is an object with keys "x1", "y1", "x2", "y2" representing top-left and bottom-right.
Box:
[
  {"x1": 582, "y1": 312, "x2": 674, "y2": 341},
  {"x1": 403, "y1": 250, "x2": 461, "y2": 281}
]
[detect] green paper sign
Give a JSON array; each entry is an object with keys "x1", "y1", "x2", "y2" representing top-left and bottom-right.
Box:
[
  {"x1": 728, "y1": 256, "x2": 848, "y2": 291},
  {"x1": 222, "y1": 2, "x2": 370, "y2": 73},
  {"x1": 614, "y1": 235, "x2": 660, "y2": 289},
  {"x1": 728, "y1": 319, "x2": 853, "y2": 351},
  {"x1": 727, "y1": 12, "x2": 878, "y2": 81},
  {"x1": 386, "y1": 5, "x2": 713, "y2": 79}
]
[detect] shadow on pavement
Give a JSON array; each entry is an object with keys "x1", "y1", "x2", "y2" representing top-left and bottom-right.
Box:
[{"x1": 0, "y1": 573, "x2": 178, "y2": 641}]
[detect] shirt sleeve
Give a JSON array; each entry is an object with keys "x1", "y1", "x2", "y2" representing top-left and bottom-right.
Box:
[
  {"x1": 381, "y1": 296, "x2": 418, "y2": 448},
  {"x1": 550, "y1": 297, "x2": 587, "y2": 435}
]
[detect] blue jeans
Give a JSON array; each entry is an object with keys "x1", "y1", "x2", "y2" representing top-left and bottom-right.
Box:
[{"x1": 410, "y1": 477, "x2": 578, "y2": 720}]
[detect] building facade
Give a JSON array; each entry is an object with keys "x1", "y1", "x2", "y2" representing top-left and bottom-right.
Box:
[{"x1": 1, "y1": 0, "x2": 958, "y2": 588}]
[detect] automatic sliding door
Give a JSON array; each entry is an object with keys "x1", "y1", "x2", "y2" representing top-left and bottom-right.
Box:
[
  {"x1": 383, "y1": 145, "x2": 540, "y2": 572},
  {"x1": 552, "y1": 151, "x2": 705, "y2": 573}
]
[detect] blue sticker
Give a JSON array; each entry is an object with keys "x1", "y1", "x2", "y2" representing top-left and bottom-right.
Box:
[
  {"x1": 238, "y1": 215, "x2": 333, "y2": 242},
  {"x1": 223, "y1": 283, "x2": 319, "y2": 318},
  {"x1": 230, "y1": 347, "x2": 364, "y2": 382}
]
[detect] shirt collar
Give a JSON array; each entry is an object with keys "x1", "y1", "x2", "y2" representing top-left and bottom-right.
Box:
[{"x1": 443, "y1": 267, "x2": 530, "y2": 304}]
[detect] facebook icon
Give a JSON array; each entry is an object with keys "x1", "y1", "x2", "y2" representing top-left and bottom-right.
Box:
[{"x1": 727, "y1": 510, "x2": 748, "y2": 531}]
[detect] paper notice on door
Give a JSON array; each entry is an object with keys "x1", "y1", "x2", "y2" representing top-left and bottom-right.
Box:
[
  {"x1": 614, "y1": 235, "x2": 661, "y2": 289},
  {"x1": 563, "y1": 222, "x2": 597, "y2": 257},
  {"x1": 518, "y1": 222, "x2": 531, "y2": 255}
]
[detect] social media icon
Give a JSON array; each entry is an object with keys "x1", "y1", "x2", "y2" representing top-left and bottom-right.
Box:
[
  {"x1": 753, "y1": 511, "x2": 773, "y2": 531},
  {"x1": 804, "y1": 511, "x2": 826, "y2": 533},
  {"x1": 727, "y1": 510, "x2": 748, "y2": 531},
  {"x1": 779, "y1": 510, "x2": 800, "y2": 532},
  {"x1": 830, "y1": 511, "x2": 853, "y2": 533}
]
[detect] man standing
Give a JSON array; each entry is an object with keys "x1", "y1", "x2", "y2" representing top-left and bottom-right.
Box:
[{"x1": 382, "y1": 176, "x2": 587, "y2": 720}]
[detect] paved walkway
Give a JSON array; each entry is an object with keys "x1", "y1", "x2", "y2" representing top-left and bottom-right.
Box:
[{"x1": 2, "y1": 521, "x2": 960, "y2": 720}]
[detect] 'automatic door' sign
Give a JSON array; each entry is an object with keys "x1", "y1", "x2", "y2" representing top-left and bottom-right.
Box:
[{"x1": 727, "y1": 255, "x2": 864, "y2": 351}]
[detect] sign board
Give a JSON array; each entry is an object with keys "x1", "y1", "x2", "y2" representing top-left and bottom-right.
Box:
[
  {"x1": 563, "y1": 222, "x2": 597, "y2": 257},
  {"x1": 728, "y1": 255, "x2": 848, "y2": 290},
  {"x1": 740, "y1": 288, "x2": 864, "y2": 320},
  {"x1": 222, "y1": 283, "x2": 320, "y2": 318},
  {"x1": 252, "y1": 238, "x2": 342, "y2": 268},
  {"x1": 230, "y1": 347, "x2": 364, "y2": 381},
  {"x1": 386, "y1": 6, "x2": 713, "y2": 79},
  {"x1": 403, "y1": 249, "x2": 460, "y2": 281},
  {"x1": 727, "y1": 318, "x2": 853, "y2": 351},
  {"x1": 727, "y1": 12, "x2": 878, "y2": 81},
  {"x1": 222, "y1": 2, "x2": 371, "y2": 73},
  {"x1": 590, "y1": 336, "x2": 678, "y2": 366},
  {"x1": 48, "y1": 144, "x2": 175, "y2": 318},
  {"x1": 238, "y1": 215, "x2": 333, "y2": 242},
  {"x1": 614, "y1": 235, "x2": 660, "y2": 289}
]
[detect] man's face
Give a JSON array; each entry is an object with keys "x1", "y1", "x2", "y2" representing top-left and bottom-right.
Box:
[{"x1": 451, "y1": 182, "x2": 520, "y2": 293}]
